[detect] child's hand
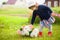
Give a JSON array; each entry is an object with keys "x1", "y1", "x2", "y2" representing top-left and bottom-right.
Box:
[
  {"x1": 58, "y1": 14, "x2": 60, "y2": 18},
  {"x1": 55, "y1": 13, "x2": 60, "y2": 18},
  {"x1": 29, "y1": 24, "x2": 34, "y2": 29},
  {"x1": 51, "y1": 12, "x2": 60, "y2": 18}
]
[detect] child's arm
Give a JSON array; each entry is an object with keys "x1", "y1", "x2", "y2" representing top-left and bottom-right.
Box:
[
  {"x1": 51, "y1": 12, "x2": 60, "y2": 18},
  {"x1": 31, "y1": 10, "x2": 37, "y2": 25},
  {"x1": 29, "y1": 10, "x2": 37, "y2": 28}
]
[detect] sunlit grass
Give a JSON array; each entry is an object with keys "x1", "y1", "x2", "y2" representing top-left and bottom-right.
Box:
[
  {"x1": 0, "y1": 16, "x2": 60, "y2": 40},
  {"x1": 0, "y1": 7, "x2": 30, "y2": 14}
]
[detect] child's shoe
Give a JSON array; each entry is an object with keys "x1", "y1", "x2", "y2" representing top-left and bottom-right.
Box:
[
  {"x1": 48, "y1": 32, "x2": 52, "y2": 36},
  {"x1": 38, "y1": 32, "x2": 42, "y2": 37}
]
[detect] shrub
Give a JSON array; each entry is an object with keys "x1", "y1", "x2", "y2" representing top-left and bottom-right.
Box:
[
  {"x1": 54, "y1": 17, "x2": 60, "y2": 24},
  {"x1": 2, "y1": 2, "x2": 7, "y2": 5},
  {"x1": 52, "y1": 7, "x2": 60, "y2": 13}
]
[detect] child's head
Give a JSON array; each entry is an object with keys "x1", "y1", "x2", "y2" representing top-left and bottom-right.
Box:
[
  {"x1": 28, "y1": 4, "x2": 38, "y2": 10},
  {"x1": 27, "y1": 1, "x2": 38, "y2": 10}
]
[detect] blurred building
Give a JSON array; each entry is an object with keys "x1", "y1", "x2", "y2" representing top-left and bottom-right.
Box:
[
  {"x1": 7, "y1": 0, "x2": 16, "y2": 4},
  {"x1": 45, "y1": 0, "x2": 60, "y2": 7},
  {"x1": 6, "y1": 0, "x2": 60, "y2": 7}
]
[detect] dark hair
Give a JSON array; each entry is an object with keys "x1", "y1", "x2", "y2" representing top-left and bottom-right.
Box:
[{"x1": 29, "y1": 5, "x2": 36, "y2": 9}]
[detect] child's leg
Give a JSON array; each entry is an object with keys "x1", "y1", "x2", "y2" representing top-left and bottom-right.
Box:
[
  {"x1": 43, "y1": 19, "x2": 52, "y2": 36},
  {"x1": 39, "y1": 21, "x2": 44, "y2": 37},
  {"x1": 48, "y1": 24, "x2": 52, "y2": 36},
  {"x1": 48, "y1": 25, "x2": 52, "y2": 32},
  {"x1": 47, "y1": 16, "x2": 55, "y2": 36}
]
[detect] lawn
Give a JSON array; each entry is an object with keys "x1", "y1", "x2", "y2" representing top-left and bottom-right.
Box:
[
  {"x1": 0, "y1": 7, "x2": 30, "y2": 14},
  {"x1": 0, "y1": 7, "x2": 60, "y2": 40},
  {"x1": 0, "y1": 7, "x2": 60, "y2": 15},
  {"x1": 0, "y1": 16, "x2": 60, "y2": 40}
]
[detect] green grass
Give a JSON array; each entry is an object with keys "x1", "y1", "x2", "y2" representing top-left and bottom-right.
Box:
[
  {"x1": 0, "y1": 7, "x2": 60, "y2": 14},
  {"x1": 0, "y1": 7, "x2": 30, "y2": 14},
  {"x1": 52, "y1": 7, "x2": 60, "y2": 13},
  {"x1": 0, "y1": 16, "x2": 60, "y2": 40}
]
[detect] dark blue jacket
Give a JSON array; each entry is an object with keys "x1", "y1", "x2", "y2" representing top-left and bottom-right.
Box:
[{"x1": 31, "y1": 5, "x2": 52, "y2": 25}]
